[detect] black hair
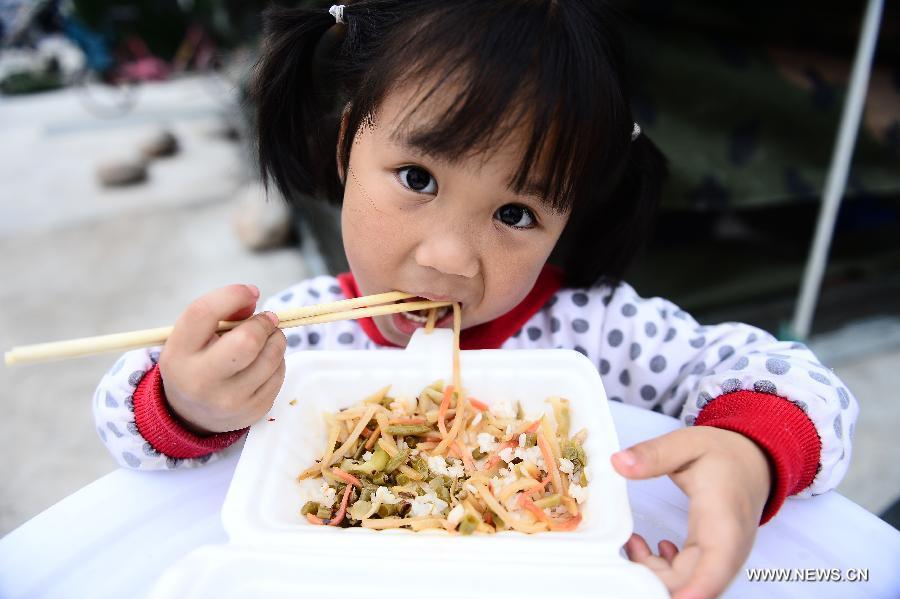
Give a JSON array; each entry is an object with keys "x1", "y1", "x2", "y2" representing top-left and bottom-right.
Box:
[{"x1": 252, "y1": 0, "x2": 668, "y2": 288}]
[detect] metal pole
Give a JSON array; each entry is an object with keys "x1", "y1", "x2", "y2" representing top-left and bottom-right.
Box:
[{"x1": 790, "y1": 0, "x2": 884, "y2": 340}]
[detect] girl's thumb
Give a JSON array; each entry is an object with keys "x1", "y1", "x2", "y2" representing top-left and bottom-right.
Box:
[{"x1": 610, "y1": 427, "x2": 704, "y2": 480}]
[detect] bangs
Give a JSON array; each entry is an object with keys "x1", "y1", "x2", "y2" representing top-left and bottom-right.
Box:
[{"x1": 342, "y1": 0, "x2": 635, "y2": 214}]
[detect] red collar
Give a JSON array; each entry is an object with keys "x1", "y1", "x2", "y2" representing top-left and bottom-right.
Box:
[{"x1": 336, "y1": 265, "x2": 564, "y2": 349}]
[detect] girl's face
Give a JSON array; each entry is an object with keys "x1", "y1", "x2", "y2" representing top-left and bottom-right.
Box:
[{"x1": 340, "y1": 86, "x2": 570, "y2": 347}]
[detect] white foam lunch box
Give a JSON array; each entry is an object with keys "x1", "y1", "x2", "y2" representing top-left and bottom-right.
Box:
[{"x1": 150, "y1": 328, "x2": 667, "y2": 598}]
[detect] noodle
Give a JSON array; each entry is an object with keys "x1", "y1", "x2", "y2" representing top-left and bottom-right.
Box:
[{"x1": 296, "y1": 301, "x2": 589, "y2": 533}]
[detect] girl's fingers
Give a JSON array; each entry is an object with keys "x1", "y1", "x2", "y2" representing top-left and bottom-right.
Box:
[
  {"x1": 611, "y1": 427, "x2": 708, "y2": 480},
  {"x1": 673, "y1": 492, "x2": 751, "y2": 599},
  {"x1": 624, "y1": 533, "x2": 652, "y2": 561},
  {"x1": 248, "y1": 359, "x2": 286, "y2": 410},
  {"x1": 223, "y1": 303, "x2": 259, "y2": 323},
  {"x1": 230, "y1": 329, "x2": 287, "y2": 396},
  {"x1": 169, "y1": 284, "x2": 260, "y2": 353},
  {"x1": 659, "y1": 539, "x2": 679, "y2": 563},
  {"x1": 206, "y1": 312, "x2": 280, "y2": 377},
  {"x1": 625, "y1": 534, "x2": 693, "y2": 594},
  {"x1": 672, "y1": 542, "x2": 736, "y2": 599}
]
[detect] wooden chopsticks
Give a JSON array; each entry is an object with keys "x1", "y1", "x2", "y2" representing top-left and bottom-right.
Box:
[{"x1": 3, "y1": 291, "x2": 451, "y2": 366}]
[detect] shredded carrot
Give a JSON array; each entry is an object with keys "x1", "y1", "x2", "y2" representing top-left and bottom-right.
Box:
[
  {"x1": 364, "y1": 425, "x2": 381, "y2": 450},
  {"x1": 452, "y1": 441, "x2": 476, "y2": 475},
  {"x1": 525, "y1": 476, "x2": 552, "y2": 498},
  {"x1": 498, "y1": 477, "x2": 542, "y2": 503},
  {"x1": 518, "y1": 493, "x2": 551, "y2": 523},
  {"x1": 536, "y1": 431, "x2": 563, "y2": 496},
  {"x1": 434, "y1": 393, "x2": 467, "y2": 455},
  {"x1": 328, "y1": 484, "x2": 353, "y2": 527},
  {"x1": 305, "y1": 513, "x2": 325, "y2": 525},
  {"x1": 549, "y1": 513, "x2": 582, "y2": 532},
  {"x1": 561, "y1": 495, "x2": 579, "y2": 516},
  {"x1": 511, "y1": 417, "x2": 542, "y2": 437},
  {"x1": 359, "y1": 427, "x2": 373, "y2": 438},
  {"x1": 468, "y1": 398, "x2": 489, "y2": 412},
  {"x1": 326, "y1": 405, "x2": 377, "y2": 467},
  {"x1": 437, "y1": 385, "x2": 455, "y2": 437},
  {"x1": 485, "y1": 440, "x2": 517, "y2": 470},
  {"x1": 331, "y1": 467, "x2": 362, "y2": 488}
]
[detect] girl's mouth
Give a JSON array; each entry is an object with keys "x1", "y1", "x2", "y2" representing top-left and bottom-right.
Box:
[{"x1": 391, "y1": 299, "x2": 457, "y2": 335}]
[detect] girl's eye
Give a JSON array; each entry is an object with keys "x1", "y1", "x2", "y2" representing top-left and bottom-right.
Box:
[
  {"x1": 495, "y1": 204, "x2": 536, "y2": 229},
  {"x1": 397, "y1": 166, "x2": 437, "y2": 193}
]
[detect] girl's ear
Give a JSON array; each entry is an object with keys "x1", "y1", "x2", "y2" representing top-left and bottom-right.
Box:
[{"x1": 336, "y1": 104, "x2": 352, "y2": 185}]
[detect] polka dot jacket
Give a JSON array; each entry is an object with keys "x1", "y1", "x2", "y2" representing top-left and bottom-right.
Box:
[{"x1": 93, "y1": 275, "x2": 859, "y2": 502}]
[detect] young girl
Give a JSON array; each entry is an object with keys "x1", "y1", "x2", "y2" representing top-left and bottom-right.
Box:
[{"x1": 93, "y1": 2, "x2": 858, "y2": 597}]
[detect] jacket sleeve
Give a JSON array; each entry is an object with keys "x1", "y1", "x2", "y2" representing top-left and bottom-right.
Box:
[
  {"x1": 92, "y1": 346, "x2": 243, "y2": 470},
  {"x1": 91, "y1": 276, "x2": 353, "y2": 470},
  {"x1": 541, "y1": 283, "x2": 858, "y2": 521}
]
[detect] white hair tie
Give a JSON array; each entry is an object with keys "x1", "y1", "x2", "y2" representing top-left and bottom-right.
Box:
[
  {"x1": 329, "y1": 5, "x2": 345, "y2": 24},
  {"x1": 631, "y1": 122, "x2": 641, "y2": 141}
]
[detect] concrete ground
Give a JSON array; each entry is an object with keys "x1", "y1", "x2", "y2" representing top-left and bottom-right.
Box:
[
  {"x1": 0, "y1": 77, "x2": 310, "y2": 534},
  {"x1": 0, "y1": 77, "x2": 898, "y2": 537}
]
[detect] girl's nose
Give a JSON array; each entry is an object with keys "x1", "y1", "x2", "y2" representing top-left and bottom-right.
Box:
[{"x1": 413, "y1": 230, "x2": 480, "y2": 279}]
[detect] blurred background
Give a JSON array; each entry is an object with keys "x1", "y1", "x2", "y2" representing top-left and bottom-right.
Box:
[{"x1": 1, "y1": 0, "x2": 898, "y2": 536}]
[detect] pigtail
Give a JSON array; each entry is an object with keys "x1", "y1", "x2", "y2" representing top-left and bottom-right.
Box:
[
  {"x1": 554, "y1": 132, "x2": 669, "y2": 289},
  {"x1": 252, "y1": 5, "x2": 345, "y2": 203}
]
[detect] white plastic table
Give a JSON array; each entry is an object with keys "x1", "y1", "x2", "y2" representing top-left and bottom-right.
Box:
[{"x1": 1, "y1": 402, "x2": 898, "y2": 598}]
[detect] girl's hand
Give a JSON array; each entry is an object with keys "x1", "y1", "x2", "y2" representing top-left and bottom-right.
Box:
[
  {"x1": 158, "y1": 284, "x2": 287, "y2": 434},
  {"x1": 611, "y1": 426, "x2": 772, "y2": 599}
]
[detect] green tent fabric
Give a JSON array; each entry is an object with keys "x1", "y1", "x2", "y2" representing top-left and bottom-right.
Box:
[{"x1": 620, "y1": 0, "x2": 899, "y2": 210}]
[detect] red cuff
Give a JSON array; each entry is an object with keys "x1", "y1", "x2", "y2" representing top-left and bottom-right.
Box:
[
  {"x1": 695, "y1": 390, "x2": 821, "y2": 525},
  {"x1": 133, "y1": 364, "x2": 247, "y2": 459}
]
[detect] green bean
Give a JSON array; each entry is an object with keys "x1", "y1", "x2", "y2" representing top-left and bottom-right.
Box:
[
  {"x1": 533, "y1": 494, "x2": 561, "y2": 509},
  {"x1": 459, "y1": 513, "x2": 480, "y2": 535},
  {"x1": 450, "y1": 478, "x2": 466, "y2": 500},
  {"x1": 412, "y1": 456, "x2": 429, "y2": 476},
  {"x1": 428, "y1": 478, "x2": 451, "y2": 502},
  {"x1": 352, "y1": 441, "x2": 366, "y2": 460},
  {"x1": 395, "y1": 473, "x2": 411, "y2": 486},
  {"x1": 340, "y1": 447, "x2": 390, "y2": 477},
  {"x1": 348, "y1": 500, "x2": 371, "y2": 521},
  {"x1": 300, "y1": 501, "x2": 320, "y2": 516},
  {"x1": 561, "y1": 440, "x2": 587, "y2": 471},
  {"x1": 385, "y1": 424, "x2": 432, "y2": 436},
  {"x1": 369, "y1": 447, "x2": 390, "y2": 470},
  {"x1": 378, "y1": 503, "x2": 400, "y2": 517},
  {"x1": 524, "y1": 432, "x2": 537, "y2": 447},
  {"x1": 384, "y1": 448, "x2": 409, "y2": 474}
]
